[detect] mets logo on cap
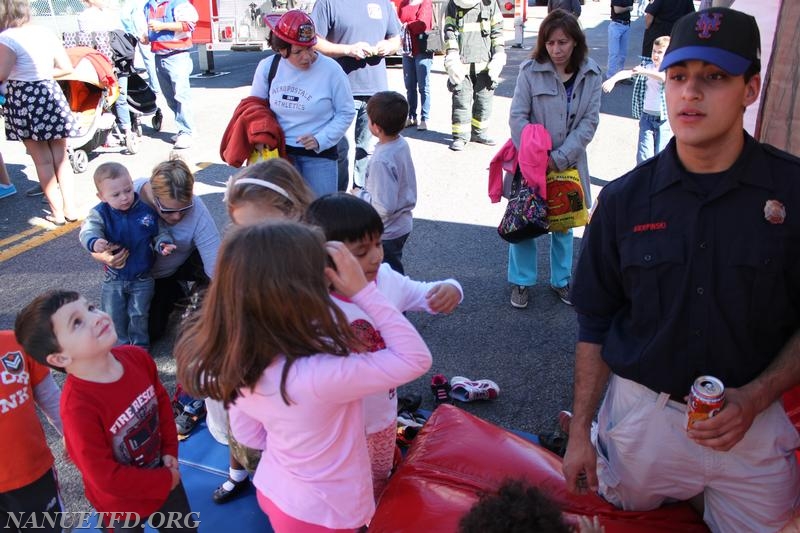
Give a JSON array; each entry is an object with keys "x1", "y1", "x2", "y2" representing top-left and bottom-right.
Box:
[{"x1": 695, "y1": 12, "x2": 723, "y2": 39}]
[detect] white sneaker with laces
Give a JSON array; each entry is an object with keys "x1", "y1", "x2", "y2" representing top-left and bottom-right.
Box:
[{"x1": 449, "y1": 376, "x2": 500, "y2": 402}]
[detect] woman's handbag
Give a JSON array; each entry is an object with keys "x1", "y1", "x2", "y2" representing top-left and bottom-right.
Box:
[
  {"x1": 420, "y1": 2, "x2": 444, "y2": 54},
  {"x1": 546, "y1": 167, "x2": 589, "y2": 232},
  {"x1": 498, "y1": 169, "x2": 549, "y2": 243}
]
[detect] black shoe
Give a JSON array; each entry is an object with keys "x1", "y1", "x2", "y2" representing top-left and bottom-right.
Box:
[
  {"x1": 397, "y1": 392, "x2": 422, "y2": 414},
  {"x1": 538, "y1": 430, "x2": 567, "y2": 457},
  {"x1": 212, "y1": 477, "x2": 251, "y2": 504},
  {"x1": 471, "y1": 134, "x2": 496, "y2": 146}
]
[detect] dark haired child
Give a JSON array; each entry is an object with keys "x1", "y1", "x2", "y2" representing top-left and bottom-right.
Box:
[
  {"x1": 459, "y1": 479, "x2": 604, "y2": 533},
  {"x1": 174, "y1": 222, "x2": 433, "y2": 531},
  {"x1": 355, "y1": 91, "x2": 417, "y2": 274},
  {"x1": 0, "y1": 331, "x2": 64, "y2": 533},
  {"x1": 306, "y1": 192, "x2": 463, "y2": 499},
  {"x1": 14, "y1": 291, "x2": 197, "y2": 533}
]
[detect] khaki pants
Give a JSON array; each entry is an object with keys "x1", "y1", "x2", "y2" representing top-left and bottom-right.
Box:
[{"x1": 595, "y1": 375, "x2": 800, "y2": 532}]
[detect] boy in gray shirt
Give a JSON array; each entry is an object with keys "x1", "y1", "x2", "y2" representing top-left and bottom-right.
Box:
[{"x1": 355, "y1": 91, "x2": 417, "y2": 274}]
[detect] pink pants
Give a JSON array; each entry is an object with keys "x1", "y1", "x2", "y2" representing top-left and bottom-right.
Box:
[
  {"x1": 595, "y1": 375, "x2": 800, "y2": 532},
  {"x1": 366, "y1": 422, "x2": 397, "y2": 501},
  {"x1": 256, "y1": 491, "x2": 360, "y2": 533}
]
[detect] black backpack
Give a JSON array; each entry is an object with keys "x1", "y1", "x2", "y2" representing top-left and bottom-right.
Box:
[{"x1": 108, "y1": 29, "x2": 138, "y2": 76}]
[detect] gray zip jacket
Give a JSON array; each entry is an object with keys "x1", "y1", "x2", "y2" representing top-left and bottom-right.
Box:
[{"x1": 509, "y1": 57, "x2": 601, "y2": 207}]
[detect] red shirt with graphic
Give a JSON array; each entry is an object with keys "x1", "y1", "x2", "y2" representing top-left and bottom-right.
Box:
[
  {"x1": 61, "y1": 345, "x2": 178, "y2": 516},
  {"x1": 0, "y1": 331, "x2": 54, "y2": 492}
]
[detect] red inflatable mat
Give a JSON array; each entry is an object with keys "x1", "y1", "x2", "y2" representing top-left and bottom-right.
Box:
[{"x1": 370, "y1": 405, "x2": 708, "y2": 533}]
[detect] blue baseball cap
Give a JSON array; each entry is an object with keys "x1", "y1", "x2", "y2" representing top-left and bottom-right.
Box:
[{"x1": 660, "y1": 8, "x2": 760, "y2": 75}]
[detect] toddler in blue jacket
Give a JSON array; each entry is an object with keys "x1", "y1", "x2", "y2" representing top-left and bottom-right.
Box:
[{"x1": 79, "y1": 162, "x2": 175, "y2": 348}]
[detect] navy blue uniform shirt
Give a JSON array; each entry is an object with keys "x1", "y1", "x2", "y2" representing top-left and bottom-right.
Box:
[{"x1": 573, "y1": 134, "x2": 800, "y2": 398}]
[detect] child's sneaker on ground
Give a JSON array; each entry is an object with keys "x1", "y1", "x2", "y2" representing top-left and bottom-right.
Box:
[
  {"x1": 397, "y1": 392, "x2": 422, "y2": 414},
  {"x1": 430, "y1": 373, "x2": 451, "y2": 403},
  {"x1": 397, "y1": 411, "x2": 424, "y2": 429},
  {"x1": 175, "y1": 399, "x2": 206, "y2": 436},
  {"x1": 449, "y1": 376, "x2": 500, "y2": 402}
]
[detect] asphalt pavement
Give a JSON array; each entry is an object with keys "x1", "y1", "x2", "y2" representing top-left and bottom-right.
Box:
[{"x1": 0, "y1": 1, "x2": 650, "y2": 515}]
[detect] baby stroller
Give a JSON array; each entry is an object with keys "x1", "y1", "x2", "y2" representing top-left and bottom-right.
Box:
[
  {"x1": 127, "y1": 71, "x2": 163, "y2": 137},
  {"x1": 57, "y1": 46, "x2": 123, "y2": 173}
]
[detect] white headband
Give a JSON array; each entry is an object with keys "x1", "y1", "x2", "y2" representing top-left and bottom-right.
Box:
[{"x1": 229, "y1": 177, "x2": 291, "y2": 201}]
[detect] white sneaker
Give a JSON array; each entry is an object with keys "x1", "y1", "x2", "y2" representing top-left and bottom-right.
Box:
[
  {"x1": 173, "y1": 133, "x2": 192, "y2": 149},
  {"x1": 417, "y1": 120, "x2": 427, "y2": 131},
  {"x1": 449, "y1": 376, "x2": 500, "y2": 402}
]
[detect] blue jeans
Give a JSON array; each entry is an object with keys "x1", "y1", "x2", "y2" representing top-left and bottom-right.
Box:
[
  {"x1": 137, "y1": 42, "x2": 161, "y2": 94},
  {"x1": 101, "y1": 274, "x2": 155, "y2": 347},
  {"x1": 115, "y1": 75, "x2": 132, "y2": 131},
  {"x1": 507, "y1": 229, "x2": 573, "y2": 288},
  {"x1": 337, "y1": 97, "x2": 375, "y2": 190},
  {"x1": 382, "y1": 233, "x2": 409, "y2": 275},
  {"x1": 402, "y1": 53, "x2": 433, "y2": 121},
  {"x1": 155, "y1": 50, "x2": 194, "y2": 136},
  {"x1": 291, "y1": 155, "x2": 337, "y2": 198},
  {"x1": 607, "y1": 21, "x2": 630, "y2": 78},
  {"x1": 637, "y1": 112, "x2": 672, "y2": 164}
]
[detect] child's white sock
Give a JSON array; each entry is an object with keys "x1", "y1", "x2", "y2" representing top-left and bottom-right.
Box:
[
  {"x1": 229, "y1": 467, "x2": 248, "y2": 482},
  {"x1": 221, "y1": 467, "x2": 248, "y2": 491}
]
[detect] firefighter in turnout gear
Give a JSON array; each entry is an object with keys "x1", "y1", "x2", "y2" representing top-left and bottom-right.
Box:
[{"x1": 443, "y1": 0, "x2": 506, "y2": 151}]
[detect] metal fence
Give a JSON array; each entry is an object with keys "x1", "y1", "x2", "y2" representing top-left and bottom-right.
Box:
[{"x1": 30, "y1": 0, "x2": 85, "y2": 17}]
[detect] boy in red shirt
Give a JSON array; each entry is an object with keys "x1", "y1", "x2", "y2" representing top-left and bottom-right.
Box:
[
  {"x1": 0, "y1": 331, "x2": 63, "y2": 533},
  {"x1": 15, "y1": 291, "x2": 197, "y2": 532}
]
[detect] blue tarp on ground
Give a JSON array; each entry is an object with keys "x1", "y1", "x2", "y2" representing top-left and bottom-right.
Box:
[{"x1": 74, "y1": 420, "x2": 270, "y2": 532}]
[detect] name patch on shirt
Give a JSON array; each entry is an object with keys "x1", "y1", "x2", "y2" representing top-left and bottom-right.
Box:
[{"x1": 633, "y1": 221, "x2": 667, "y2": 233}]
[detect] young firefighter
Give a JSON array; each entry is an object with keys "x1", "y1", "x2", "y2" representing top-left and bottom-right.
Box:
[
  {"x1": 563, "y1": 8, "x2": 800, "y2": 531},
  {"x1": 14, "y1": 291, "x2": 197, "y2": 532}
]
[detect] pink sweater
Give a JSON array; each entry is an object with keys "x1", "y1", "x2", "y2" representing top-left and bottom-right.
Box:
[{"x1": 229, "y1": 283, "x2": 432, "y2": 529}]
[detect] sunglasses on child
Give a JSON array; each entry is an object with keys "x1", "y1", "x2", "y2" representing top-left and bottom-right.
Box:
[{"x1": 154, "y1": 196, "x2": 194, "y2": 214}]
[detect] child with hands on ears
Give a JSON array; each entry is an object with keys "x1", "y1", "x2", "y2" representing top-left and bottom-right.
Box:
[{"x1": 174, "y1": 221, "x2": 432, "y2": 532}]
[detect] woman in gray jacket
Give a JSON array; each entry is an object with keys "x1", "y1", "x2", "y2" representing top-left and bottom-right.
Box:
[{"x1": 507, "y1": 10, "x2": 600, "y2": 309}]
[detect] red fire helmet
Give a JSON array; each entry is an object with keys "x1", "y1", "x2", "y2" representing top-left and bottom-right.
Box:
[{"x1": 265, "y1": 10, "x2": 318, "y2": 47}]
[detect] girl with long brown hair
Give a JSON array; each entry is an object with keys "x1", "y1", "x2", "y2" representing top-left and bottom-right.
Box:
[
  {"x1": 207, "y1": 158, "x2": 314, "y2": 505},
  {"x1": 175, "y1": 221, "x2": 431, "y2": 532}
]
